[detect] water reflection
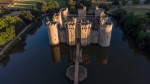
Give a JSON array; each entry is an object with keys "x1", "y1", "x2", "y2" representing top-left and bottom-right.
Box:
[
  {"x1": 82, "y1": 47, "x2": 90, "y2": 64},
  {"x1": 51, "y1": 46, "x2": 61, "y2": 63},
  {"x1": 122, "y1": 32, "x2": 150, "y2": 61},
  {"x1": 68, "y1": 47, "x2": 75, "y2": 63},
  {"x1": 51, "y1": 45, "x2": 109, "y2": 65},
  {"x1": 0, "y1": 37, "x2": 26, "y2": 67},
  {"x1": 0, "y1": 20, "x2": 43, "y2": 67},
  {"x1": 97, "y1": 47, "x2": 109, "y2": 65},
  {"x1": 0, "y1": 55, "x2": 9, "y2": 67}
]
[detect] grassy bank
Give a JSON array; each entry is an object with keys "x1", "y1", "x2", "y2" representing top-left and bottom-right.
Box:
[
  {"x1": 111, "y1": 8, "x2": 150, "y2": 53},
  {"x1": 123, "y1": 5, "x2": 150, "y2": 15},
  {"x1": 9, "y1": 0, "x2": 67, "y2": 9}
]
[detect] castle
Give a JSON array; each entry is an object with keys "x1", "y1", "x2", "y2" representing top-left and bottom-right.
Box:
[{"x1": 46, "y1": 6, "x2": 113, "y2": 47}]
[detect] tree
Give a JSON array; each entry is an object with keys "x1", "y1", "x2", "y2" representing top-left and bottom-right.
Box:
[
  {"x1": 112, "y1": 0, "x2": 119, "y2": 6},
  {"x1": 31, "y1": 8, "x2": 41, "y2": 18},
  {"x1": 68, "y1": 0, "x2": 76, "y2": 6},
  {"x1": 47, "y1": 1, "x2": 60, "y2": 9},
  {"x1": 132, "y1": 0, "x2": 140, "y2": 4},
  {"x1": 121, "y1": 0, "x2": 128, "y2": 6},
  {"x1": 40, "y1": 1, "x2": 60, "y2": 13},
  {"x1": 145, "y1": 0, "x2": 150, "y2": 4},
  {"x1": 70, "y1": 6, "x2": 76, "y2": 14},
  {"x1": 146, "y1": 11, "x2": 150, "y2": 18},
  {"x1": 19, "y1": 11, "x2": 35, "y2": 24}
]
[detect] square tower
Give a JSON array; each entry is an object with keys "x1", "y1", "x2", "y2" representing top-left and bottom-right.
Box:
[
  {"x1": 80, "y1": 21, "x2": 92, "y2": 46},
  {"x1": 46, "y1": 21, "x2": 59, "y2": 45},
  {"x1": 78, "y1": 6, "x2": 86, "y2": 20},
  {"x1": 66, "y1": 22, "x2": 76, "y2": 46}
]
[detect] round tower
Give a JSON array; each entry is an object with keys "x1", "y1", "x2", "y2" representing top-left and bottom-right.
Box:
[
  {"x1": 99, "y1": 22, "x2": 113, "y2": 47},
  {"x1": 47, "y1": 21, "x2": 59, "y2": 45}
]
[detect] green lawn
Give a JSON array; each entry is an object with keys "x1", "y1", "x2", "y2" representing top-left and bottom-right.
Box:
[
  {"x1": 123, "y1": 6, "x2": 150, "y2": 15},
  {"x1": 10, "y1": 0, "x2": 67, "y2": 9}
]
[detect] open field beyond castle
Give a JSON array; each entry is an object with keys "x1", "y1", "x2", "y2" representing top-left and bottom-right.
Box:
[
  {"x1": 10, "y1": 0, "x2": 67, "y2": 9},
  {"x1": 123, "y1": 5, "x2": 150, "y2": 15}
]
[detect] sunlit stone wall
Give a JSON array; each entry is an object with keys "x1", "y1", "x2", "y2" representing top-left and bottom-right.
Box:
[
  {"x1": 47, "y1": 21, "x2": 59, "y2": 45},
  {"x1": 67, "y1": 23, "x2": 76, "y2": 46},
  {"x1": 99, "y1": 22, "x2": 113, "y2": 47}
]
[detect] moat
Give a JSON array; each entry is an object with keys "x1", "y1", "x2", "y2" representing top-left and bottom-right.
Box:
[{"x1": 0, "y1": 18, "x2": 150, "y2": 84}]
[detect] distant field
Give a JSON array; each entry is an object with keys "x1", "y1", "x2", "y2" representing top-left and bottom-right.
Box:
[
  {"x1": 10, "y1": 0, "x2": 67, "y2": 9},
  {"x1": 123, "y1": 5, "x2": 150, "y2": 15}
]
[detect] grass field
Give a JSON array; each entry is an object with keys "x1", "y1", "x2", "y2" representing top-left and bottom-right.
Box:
[
  {"x1": 10, "y1": 0, "x2": 67, "y2": 9},
  {"x1": 123, "y1": 5, "x2": 150, "y2": 15}
]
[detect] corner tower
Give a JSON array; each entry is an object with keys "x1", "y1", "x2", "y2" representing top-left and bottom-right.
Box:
[
  {"x1": 47, "y1": 21, "x2": 59, "y2": 45},
  {"x1": 99, "y1": 22, "x2": 113, "y2": 47}
]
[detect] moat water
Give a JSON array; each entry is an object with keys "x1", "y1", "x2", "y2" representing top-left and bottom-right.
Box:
[{"x1": 0, "y1": 18, "x2": 150, "y2": 84}]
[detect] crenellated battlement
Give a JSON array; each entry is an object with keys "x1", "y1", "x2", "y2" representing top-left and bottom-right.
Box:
[
  {"x1": 80, "y1": 23, "x2": 91, "y2": 28},
  {"x1": 105, "y1": 22, "x2": 113, "y2": 33},
  {"x1": 47, "y1": 21, "x2": 57, "y2": 26},
  {"x1": 67, "y1": 23, "x2": 76, "y2": 28},
  {"x1": 100, "y1": 22, "x2": 113, "y2": 33}
]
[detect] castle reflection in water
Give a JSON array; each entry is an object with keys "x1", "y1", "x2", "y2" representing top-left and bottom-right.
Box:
[{"x1": 50, "y1": 44, "x2": 109, "y2": 65}]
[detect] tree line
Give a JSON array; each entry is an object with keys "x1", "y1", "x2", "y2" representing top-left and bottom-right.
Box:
[
  {"x1": 112, "y1": 9, "x2": 150, "y2": 53},
  {"x1": 0, "y1": 10, "x2": 36, "y2": 47}
]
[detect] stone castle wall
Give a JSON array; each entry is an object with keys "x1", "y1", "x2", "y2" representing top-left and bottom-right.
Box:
[
  {"x1": 67, "y1": 23, "x2": 76, "y2": 45},
  {"x1": 91, "y1": 30, "x2": 99, "y2": 44},
  {"x1": 47, "y1": 22, "x2": 59, "y2": 45},
  {"x1": 58, "y1": 29, "x2": 66, "y2": 43},
  {"x1": 78, "y1": 7, "x2": 86, "y2": 20},
  {"x1": 47, "y1": 6, "x2": 113, "y2": 47},
  {"x1": 99, "y1": 22, "x2": 113, "y2": 47},
  {"x1": 53, "y1": 12, "x2": 63, "y2": 27}
]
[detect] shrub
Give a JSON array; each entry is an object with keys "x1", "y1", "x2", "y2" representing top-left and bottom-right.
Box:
[{"x1": 19, "y1": 11, "x2": 35, "y2": 24}]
